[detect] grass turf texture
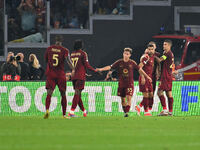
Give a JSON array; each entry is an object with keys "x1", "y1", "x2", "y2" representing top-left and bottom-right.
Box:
[{"x1": 0, "y1": 116, "x2": 200, "y2": 150}]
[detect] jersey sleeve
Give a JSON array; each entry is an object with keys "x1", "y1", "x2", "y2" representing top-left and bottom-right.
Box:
[
  {"x1": 161, "y1": 52, "x2": 169, "y2": 61},
  {"x1": 111, "y1": 60, "x2": 120, "y2": 69},
  {"x1": 82, "y1": 51, "x2": 96, "y2": 72},
  {"x1": 132, "y1": 61, "x2": 139, "y2": 70},
  {"x1": 140, "y1": 54, "x2": 149, "y2": 65}
]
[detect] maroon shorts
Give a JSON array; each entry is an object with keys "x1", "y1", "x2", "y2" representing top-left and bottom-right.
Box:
[
  {"x1": 117, "y1": 86, "x2": 134, "y2": 97},
  {"x1": 72, "y1": 80, "x2": 85, "y2": 90},
  {"x1": 139, "y1": 78, "x2": 153, "y2": 93},
  {"x1": 46, "y1": 75, "x2": 66, "y2": 92},
  {"x1": 158, "y1": 80, "x2": 172, "y2": 91}
]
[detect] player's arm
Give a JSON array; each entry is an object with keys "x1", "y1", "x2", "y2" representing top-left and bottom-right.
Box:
[
  {"x1": 156, "y1": 63, "x2": 161, "y2": 80},
  {"x1": 104, "y1": 70, "x2": 112, "y2": 81},
  {"x1": 65, "y1": 54, "x2": 74, "y2": 70},
  {"x1": 83, "y1": 52, "x2": 97, "y2": 72},
  {"x1": 97, "y1": 66, "x2": 111, "y2": 72},
  {"x1": 98, "y1": 59, "x2": 120, "y2": 72},
  {"x1": 138, "y1": 61, "x2": 145, "y2": 85},
  {"x1": 138, "y1": 68, "x2": 152, "y2": 83}
]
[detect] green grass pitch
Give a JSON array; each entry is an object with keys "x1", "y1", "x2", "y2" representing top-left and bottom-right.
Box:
[{"x1": 0, "y1": 116, "x2": 200, "y2": 150}]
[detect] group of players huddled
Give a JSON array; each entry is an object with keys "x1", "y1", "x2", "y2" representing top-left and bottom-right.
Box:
[{"x1": 43, "y1": 35, "x2": 175, "y2": 119}]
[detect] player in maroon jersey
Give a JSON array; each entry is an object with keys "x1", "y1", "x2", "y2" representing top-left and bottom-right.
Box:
[
  {"x1": 135, "y1": 44, "x2": 155, "y2": 116},
  {"x1": 97, "y1": 48, "x2": 152, "y2": 117},
  {"x1": 149, "y1": 41, "x2": 161, "y2": 112},
  {"x1": 68, "y1": 39, "x2": 97, "y2": 117},
  {"x1": 44, "y1": 35, "x2": 74, "y2": 119},
  {"x1": 135, "y1": 42, "x2": 161, "y2": 115},
  {"x1": 154, "y1": 39, "x2": 174, "y2": 116}
]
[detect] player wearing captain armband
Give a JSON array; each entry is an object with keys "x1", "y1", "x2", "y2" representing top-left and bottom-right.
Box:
[
  {"x1": 97, "y1": 48, "x2": 152, "y2": 117},
  {"x1": 154, "y1": 39, "x2": 175, "y2": 116}
]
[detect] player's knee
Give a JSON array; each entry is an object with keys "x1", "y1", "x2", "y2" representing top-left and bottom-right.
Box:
[
  {"x1": 75, "y1": 89, "x2": 81, "y2": 96},
  {"x1": 166, "y1": 91, "x2": 172, "y2": 98},
  {"x1": 60, "y1": 91, "x2": 66, "y2": 97},
  {"x1": 149, "y1": 92, "x2": 153, "y2": 98},
  {"x1": 47, "y1": 89, "x2": 53, "y2": 96},
  {"x1": 157, "y1": 90, "x2": 162, "y2": 96}
]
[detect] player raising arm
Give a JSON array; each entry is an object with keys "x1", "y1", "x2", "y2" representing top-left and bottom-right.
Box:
[
  {"x1": 97, "y1": 48, "x2": 152, "y2": 117},
  {"x1": 44, "y1": 35, "x2": 74, "y2": 119},
  {"x1": 154, "y1": 39, "x2": 174, "y2": 116},
  {"x1": 68, "y1": 39, "x2": 97, "y2": 117}
]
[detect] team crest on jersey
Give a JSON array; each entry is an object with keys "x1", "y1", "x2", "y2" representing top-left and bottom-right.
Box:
[{"x1": 123, "y1": 68, "x2": 128, "y2": 74}]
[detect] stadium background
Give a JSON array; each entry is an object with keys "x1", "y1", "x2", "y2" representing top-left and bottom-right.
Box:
[
  {"x1": 0, "y1": 1, "x2": 200, "y2": 150},
  {"x1": 0, "y1": 0, "x2": 200, "y2": 116},
  {"x1": 1, "y1": 0, "x2": 200, "y2": 80}
]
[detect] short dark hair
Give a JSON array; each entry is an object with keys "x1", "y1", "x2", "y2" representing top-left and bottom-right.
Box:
[
  {"x1": 148, "y1": 41, "x2": 156, "y2": 45},
  {"x1": 124, "y1": 47, "x2": 132, "y2": 54},
  {"x1": 147, "y1": 44, "x2": 154, "y2": 48},
  {"x1": 164, "y1": 39, "x2": 172, "y2": 46},
  {"x1": 74, "y1": 39, "x2": 84, "y2": 50},
  {"x1": 55, "y1": 35, "x2": 63, "y2": 42}
]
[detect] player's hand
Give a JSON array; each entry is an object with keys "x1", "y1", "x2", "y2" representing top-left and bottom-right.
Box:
[
  {"x1": 147, "y1": 76, "x2": 152, "y2": 83},
  {"x1": 66, "y1": 72, "x2": 71, "y2": 81},
  {"x1": 95, "y1": 68, "x2": 103, "y2": 75},
  {"x1": 96, "y1": 68, "x2": 102, "y2": 72}
]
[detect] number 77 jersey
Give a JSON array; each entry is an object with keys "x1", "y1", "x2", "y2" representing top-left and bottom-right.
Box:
[
  {"x1": 71, "y1": 49, "x2": 96, "y2": 81},
  {"x1": 45, "y1": 45, "x2": 69, "y2": 76}
]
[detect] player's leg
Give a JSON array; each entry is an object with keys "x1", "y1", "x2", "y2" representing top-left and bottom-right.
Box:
[
  {"x1": 74, "y1": 80, "x2": 87, "y2": 117},
  {"x1": 44, "y1": 77, "x2": 56, "y2": 119},
  {"x1": 69, "y1": 89, "x2": 81, "y2": 117},
  {"x1": 121, "y1": 97, "x2": 126, "y2": 113},
  {"x1": 148, "y1": 92, "x2": 154, "y2": 113},
  {"x1": 157, "y1": 89, "x2": 168, "y2": 116},
  {"x1": 143, "y1": 92, "x2": 152, "y2": 116},
  {"x1": 135, "y1": 82, "x2": 148, "y2": 116},
  {"x1": 166, "y1": 91, "x2": 173, "y2": 116},
  {"x1": 44, "y1": 89, "x2": 53, "y2": 119},
  {"x1": 124, "y1": 87, "x2": 134, "y2": 117},
  {"x1": 126, "y1": 95, "x2": 132, "y2": 114},
  {"x1": 57, "y1": 75, "x2": 69, "y2": 118},
  {"x1": 77, "y1": 90, "x2": 88, "y2": 117},
  {"x1": 60, "y1": 91, "x2": 68, "y2": 118},
  {"x1": 135, "y1": 92, "x2": 148, "y2": 116},
  {"x1": 149, "y1": 79, "x2": 156, "y2": 111},
  {"x1": 117, "y1": 87, "x2": 127, "y2": 117}
]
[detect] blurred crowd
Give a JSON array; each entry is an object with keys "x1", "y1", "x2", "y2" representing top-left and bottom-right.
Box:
[
  {"x1": 0, "y1": 0, "x2": 4, "y2": 55},
  {"x1": 6, "y1": 0, "x2": 46, "y2": 42},
  {"x1": 3, "y1": 0, "x2": 130, "y2": 43},
  {"x1": 0, "y1": 52, "x2": 44, "y2": 81},
  {"x1": 50, "y1": 0, "x2": 89, "y2": 29},
  {"x1": 93, "y1": 0, "x2": 130, "y2": 15}
]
